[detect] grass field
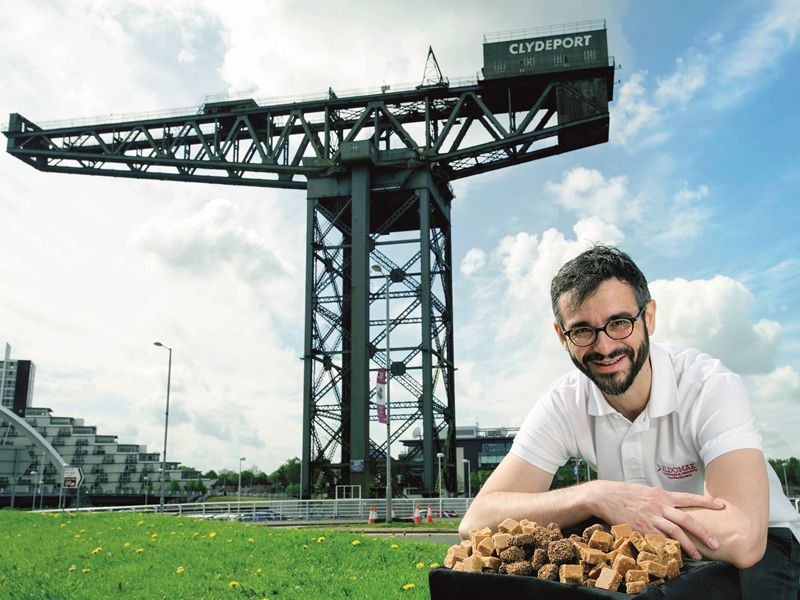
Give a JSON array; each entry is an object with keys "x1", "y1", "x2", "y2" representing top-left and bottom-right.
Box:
[{"x1": 0, "y1": 511, "x2": 452, "y2": 598}]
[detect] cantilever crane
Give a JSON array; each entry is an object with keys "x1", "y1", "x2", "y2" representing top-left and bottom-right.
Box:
[{"x1": 5, "y1": 21, "x2": 614, "y2": 499}]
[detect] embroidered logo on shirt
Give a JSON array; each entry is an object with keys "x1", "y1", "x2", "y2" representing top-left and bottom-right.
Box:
[{"x1": 656, "y1": 463, "x2": 697, "y2": 480}]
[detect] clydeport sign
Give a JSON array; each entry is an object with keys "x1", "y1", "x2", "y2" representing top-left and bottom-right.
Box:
[{"x1": 63, "y1": 467, "x2": 83, "y2": 489}]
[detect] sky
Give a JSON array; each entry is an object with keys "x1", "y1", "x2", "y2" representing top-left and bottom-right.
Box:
[{"x1": 1, "y1": 0, "x2": 799, "y2": 474}]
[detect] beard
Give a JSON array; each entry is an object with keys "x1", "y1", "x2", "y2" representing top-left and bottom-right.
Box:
[{"x1": 569, "y1": 332, "x2": 650, "y2": 396}]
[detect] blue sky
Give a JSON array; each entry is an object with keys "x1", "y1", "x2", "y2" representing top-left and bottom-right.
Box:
[{"x1": 1, "y1": 0, "x2": 798, "y2": 473}]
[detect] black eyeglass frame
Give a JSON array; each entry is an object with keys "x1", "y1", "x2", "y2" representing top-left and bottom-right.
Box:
[{"x1": 561, "y1": 304, "x2": 648, "y2": 347}]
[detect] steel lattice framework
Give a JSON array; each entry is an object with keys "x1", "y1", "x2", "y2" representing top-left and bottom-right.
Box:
[{"x1": 5, "y1": 61, "x2": 614, "y2": 498}]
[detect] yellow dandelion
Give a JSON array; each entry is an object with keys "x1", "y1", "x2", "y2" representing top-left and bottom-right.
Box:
[
  {"x1": 228, "y1": 581, "x2": 240, "y2": 588},
  {"x1": 176, "y1": 566, "x2": 185, "y2": 574},
  {"x1": 123, "y1": 542, "x2": 131, "y2": 548},
  {"x1": 402, "y1": 583, "x2": 415, "y2": 590},
  {"x1": 150, "y1": 532, "x2": 158, "y2": 538},
  {"x1": 135, "y1": 548, "x2": 144, "y2": 554},
  {"x1": 81, "y1": 568, "x2": 90, "y2": 574},
  {"x1": 316, "y1": 536, "x2": 325, "y2": 543},
  {"x1": 209, "y1": 531, "x2": 217, "y2": 538},
  {"x1": 256, "y1": 568, "x2": 263, "y2": 574},
  {"x1": 91, "y1": 547, "x2": 103, "y2": 555},
  {"x1": 171, "y1": 531, "x2": 177, "y2": 535},
  {"x1": 68, "y1": 565, "x2": 77, "y2": 572},
  {"x1": 60, "y1": 524, "x2": 67, "y2": 528},
  {"x1": 416, "y1": 562, "x2": 425, "y2": 569},
  {"x1": 430, "y1": 562, "x2": 441, "y2": 568},
  {"x1": 247, "y1": 537, "x2": 255, "y2": 544},
  {"x1": 136, "y1": 520, "x2": 144, "y2": 526},
  {"x1": 351, "y1": 540, "x2": 361, "y2": 546},
  {"x1": 303, "y1": 544, "x2": 309, "y2": 549},
  {"x1": 391, "y1": 544, "x2": 399, "y2": 549}
]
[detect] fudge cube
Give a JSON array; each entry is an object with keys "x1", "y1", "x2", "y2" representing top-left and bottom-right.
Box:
[
  {"x1": 537, "y1": 563, "x2": 559, "y2": 580},
  {"x1": 640, "y1": 560, "x2": 668, "y2": 579},
  {"x1": 530, "y1": 548, "x2": 548, "y2": 571},
  {"x1": 444, "y1": 544, "x2": 469, "y2": 568},
  {"x1": 611, "y1": 523, "x2": 633, "y2": 540},
  {"x1": 579, "y1": 546, "x2": 608, "y2": 565},
  {"x1": 470, "y1": 528, "x2": 492, "y2": 550},
  {"x1": 665, "y1": 558, "x2": 680, "y2": 580},
  {"x1": 612, "y1": 553, "x2": 637, "y2": 577},
  {"x1": 625, "y1": 569, "x2": 649, "y2": 584},
  {"x1": 499, "y1": 546, "x2": 526, "y2": 563},
  {"x1": 476, "y1": 536, "x2": 495, "y2": 557},
  {"x1": 582, "y1": 523, "x2": 605, "y2": 543},
  {"x1": 636, "y1": 551, "x2": 660, "y2": 566},
  {"x1": 616, "y1": 539, "x2": 637, "y2": 558},
  {"x1": 588, "y1": 530, "x2": 614, "y2": 552},
  {"x1": 505, "y1": 560, "x2": 533, "y2": 576},
  {"x1": 588, "y1": 563, "x2": 609, "y2": 579},
  {"x1": 559, "y1": 563, "x2": 584, "y2": 585},
  {"x1": 662, "y1": 542, "x2": 683, "y2": 568},
  {"x1": 626, "y1": 581, "x2": 647, "y2": 594},
  {"x1": 585, "y1": 578, "x2": 596, "y2": 588},
  {"x1": 481, "y1": 556, "x2": 502, "y2": 571},
  {"x1": 461, "y1": 555, "x2": 483, "y2": 573},
  {"x1": 452, "y1": 561, "x2": 464, "y2": 572},
  {"x1": 498, "y1": 517, "x2": 522, "y2": 535},
  {"x1": 629, "y1": 531, "x2": 654, "y2": 554},
  {"x1": 492, "y1": 532, "x2": 513, "y2": 553},
  {"x1": 595, "y1": 567, "x2": 622, "y2": 592},
  {"x1": 645, "y1": 533, "x2": 667, "y2": 547},
  {"x1": 547, "y1": 538, "x2": 575, "y2": 565}
]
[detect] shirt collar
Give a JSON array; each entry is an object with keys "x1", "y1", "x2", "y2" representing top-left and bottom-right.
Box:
[{"x1": 585, "y1": 342, "x2": 679, "y2": 418}]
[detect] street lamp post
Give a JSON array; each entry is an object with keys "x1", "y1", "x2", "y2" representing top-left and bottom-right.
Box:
[
  {"x1": 153, "y1": 342, "x2": 172, "y2": 512},
  {"x1": 371, "y1": 264, "x2": 393, "y2": 524},
  {"x1": 30, "y1": 469, "x2": 37, "y2": 511},
  {"x1": 436, "y1": 452, "x2": 444, "y2": 515},
  {"x1": 38, "y1": 473, "x2": 44, "y2": 510},
  {"x1": 144, "y1": 476, "x2": 149, "y2": 506},
  {"x1": 462, "y1": 459, "x2": 471, "y2": 499},
  {"x1": 238, "y1": 457, "x2": 246, "y2": 517},
  {"x1": 781, "y1": 461, "x2": 790, "y2": 497}
]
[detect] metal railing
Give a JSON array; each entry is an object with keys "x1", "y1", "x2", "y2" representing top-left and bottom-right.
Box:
[{"x1": 41, "y1": 497, "x2": 474, "y2": 522}]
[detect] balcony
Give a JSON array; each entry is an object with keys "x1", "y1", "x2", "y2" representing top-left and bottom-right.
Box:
[{"x1": 102, "y1": 456, "x2": 116, "y2": 465}]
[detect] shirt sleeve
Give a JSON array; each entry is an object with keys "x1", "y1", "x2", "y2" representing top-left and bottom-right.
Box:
[
  {"x1": 693, "y1": 372, "x2": 762, "y2": 465},
  {"x1": 510, "y1": 389, "x2": 575, "y2": 474}
]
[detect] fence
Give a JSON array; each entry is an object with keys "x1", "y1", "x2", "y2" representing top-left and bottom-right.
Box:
[{"x1": 44, "y1": 497, "x2": 474, "y2": 522}]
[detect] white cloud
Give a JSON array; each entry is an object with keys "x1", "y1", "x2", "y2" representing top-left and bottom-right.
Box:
[
  {"x1": 609, "y1": 73, "x2": 660, "y2": 146},
  {"x1": 655, "y1": 55, "x2": 707, "y2": 107},
  {"x1": 460, "y1": 248, "x2": 487, "y2": 277},
  {"x1": 650, "y1": 275, "x2": 781, "y2": 374},
  {"x1": 545, "y1": 167, "x2": 638, "y2": 224},
  {"x1": 651, "y1": 183, "x2": 711, "y2": 247}
]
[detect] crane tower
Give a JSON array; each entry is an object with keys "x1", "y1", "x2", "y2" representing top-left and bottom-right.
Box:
[{"x1": 5, "y1": 21, "x2": 614, "y2": 499}]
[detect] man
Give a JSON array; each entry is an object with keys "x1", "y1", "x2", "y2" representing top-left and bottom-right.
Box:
[{"x1": 460, "y1": 245, "x2": 799, "y2": 597}]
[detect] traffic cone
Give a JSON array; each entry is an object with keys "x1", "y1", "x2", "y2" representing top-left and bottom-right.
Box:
[
  {"x1": 413, "y1": 503, "x2": 422, "y2": 524},
  {"x1": 368, "y1": 505, "x2": 376, "y2": 524},
  {"x1": 426, "y1": 503, "x2": 434, "y2": 523}
]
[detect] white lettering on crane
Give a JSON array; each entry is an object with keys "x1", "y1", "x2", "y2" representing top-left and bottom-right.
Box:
[{"x1": 508, "y1": 33, "x2": 593, "y2": 54}]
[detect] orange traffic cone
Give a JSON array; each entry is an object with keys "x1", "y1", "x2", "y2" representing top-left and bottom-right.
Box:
[
  {"x1": 413, "y1": 503, "x2": 422, "y2": 524},
  {"x1": 368, "y1": 505, "x2": 376, "y2": 524},
  {"x1": 426, "y1": 503, "x2": 434, "y2": 523}
]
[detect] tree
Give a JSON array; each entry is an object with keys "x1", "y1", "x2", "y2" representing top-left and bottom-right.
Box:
[
  {"x1": 203, "y1": 470, "x2": 218, "y2": 479},
  {"x1": 168, "y1": 480, "x2": 182, "y2": 492}
]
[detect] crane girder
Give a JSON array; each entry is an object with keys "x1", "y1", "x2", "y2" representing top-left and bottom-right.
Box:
[{"x1": 5, "y1": 69, "x2": 612, "y2": 188}]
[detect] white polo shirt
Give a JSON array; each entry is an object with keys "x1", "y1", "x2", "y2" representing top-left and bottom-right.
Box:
[{"x1": 511, "y1": 342, "x2": 800, "y2": 542}]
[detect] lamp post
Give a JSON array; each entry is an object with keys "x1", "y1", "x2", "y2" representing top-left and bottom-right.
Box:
[
  {"x1": 238, "y1": 457, "x2": 246, "y2": 517},
  {"x1": 781, "y1": 461, "x2": 790, "y2": 497},
  {"x1": 462, "y1": 459, "x2": 471, "y2": 499},
  {"x1": 436, "y1": 452, "x2": 444, "y2": 515},
  {"x1": 371, "y1": 264, "x2": 393, "y2": 524},
  {"x1": 38, "y1": 472, "x2": 44, "y2": 510},
  {"x1": 30, "y1": 469, "x2": 37, "y2": 511},
  {"x1": 144, "y1": 475, "x2": 149, "y2": 506},
  {"x1": 153, "y1": 342, "x2": 172, "y2": 512}
]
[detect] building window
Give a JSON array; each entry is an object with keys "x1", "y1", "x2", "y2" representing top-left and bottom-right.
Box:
[
  {"x1": 522, "y1": 56, "x2": 535, "y2": 70},
  {"x1": 494, "y1": 60, "x2": 506, "y2": 73},
  {"x1": 583, "y1": 49, "x2": 597, "y2": 63}
]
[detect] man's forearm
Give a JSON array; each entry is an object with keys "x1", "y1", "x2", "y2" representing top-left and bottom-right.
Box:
[
  {"x1": 681, "y1": 505, "x2": 768, "y2": 568},
  {"x1": 459, "y1": 483, "x2": 596, "y2": 538}
]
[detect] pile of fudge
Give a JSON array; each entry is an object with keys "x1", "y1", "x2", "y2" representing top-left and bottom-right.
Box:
[{"x1": 444, "y1": 518, "x2": 684, "y2": 594}]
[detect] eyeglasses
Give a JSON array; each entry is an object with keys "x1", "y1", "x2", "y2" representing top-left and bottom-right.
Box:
[{"x1": 561, "y1": 305, "x2": 647, "y2": 347}]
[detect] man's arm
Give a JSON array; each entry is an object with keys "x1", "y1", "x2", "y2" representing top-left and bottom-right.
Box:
[
  {"x1": 459, "y1": 453, "x2": 725, "y2": 560},
  {"x1": 679, "y1": 448, "x2": 769, "y2": 569}
]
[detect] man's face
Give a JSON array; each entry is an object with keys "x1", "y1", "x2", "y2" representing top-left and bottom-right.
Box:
[{"x1": 554, "y1": 278, "x2": 655, "y2": 396}]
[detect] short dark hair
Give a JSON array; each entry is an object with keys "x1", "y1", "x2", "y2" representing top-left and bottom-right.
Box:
[{"x1": 550, "y1": 245, "x2": 651, "y2": 326}]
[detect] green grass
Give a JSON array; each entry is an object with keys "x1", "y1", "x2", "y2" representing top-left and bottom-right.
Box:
[{"x1": 0, "y1": 511, "x2": 451, "y2": 598}]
